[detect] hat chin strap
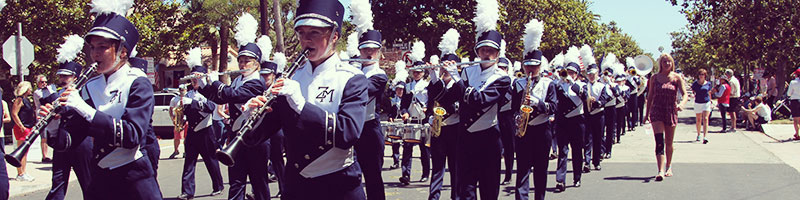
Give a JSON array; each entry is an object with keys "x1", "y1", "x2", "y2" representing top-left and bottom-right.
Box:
[{"x1": 101, "y1": 44, "x2": 126, "y2": 75}]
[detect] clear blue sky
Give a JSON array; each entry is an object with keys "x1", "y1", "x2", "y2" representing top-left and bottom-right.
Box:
[
  {"x1": 588, "y1": 0, "x2": 688, "y2": 56},
  {"x1": 339, "y1": 0, "x2": 686, "y2": 56}
]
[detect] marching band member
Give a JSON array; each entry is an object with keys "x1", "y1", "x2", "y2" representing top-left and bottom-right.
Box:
[
  {"x1": 497, "y1": 55, "x2": 516, "y2": 186},
  {"x1": 243, "y1": 0, "x2": 369, "y2": 198},
  {"x1": 399, "y1": 41, "x2": 431, "y2": 185},
  {"x1": 615, "y1": 72, "x2": 631, "y2": 143},
  {"x1": 580, "y1": 45, "x2": 609, "y2": 172},
  {"x1": 441, "y1": 0, "x2": 511, "y2": 197},
  {"x1": 389, "y1": 71, "x2": 407, "y2": 170},
  {"x1": 554, "y1": 46, "x2": 587, "y2": 192},
  {"x1": 348, "y1": 0, "x2": 389, "y2": 198},
  {"x1": 511, "y1": 19, "x2": 556, "y2": 200},
  {"x1": 129, "y1": 56, "x2": 161, "y2": 179},
  {"x1": 196, "y1": 13, "x2": 270, "y2": 200},
  {"x1": 178, "y1": 48, "x2": 224, "y2": 199},
  {"x1": 625, "y1": 58, "x2": 641, "y2": 131},
  {"x1": 42, "y1": 35, "x2": 93, "y2": 200},
  {"x1": 548, "y1": 54, "x2": 566, "y2": 161},
  {"x1": 267, "y1": 52, "x2": 288, "y2": 197},
  {"x1": 39, "y1": 0, "x2": 162, "y2": 197},
  {"x1": 600, "y1": 54, "x2": 620, "y2": 159},
  {"x1": 427, "y1": 28, "x2": 462, "y2": 200}
]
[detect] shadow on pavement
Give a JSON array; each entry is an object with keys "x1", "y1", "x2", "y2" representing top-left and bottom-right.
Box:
[{"x1": 603, "y1": 176, "x2": 655, "y2": 183}]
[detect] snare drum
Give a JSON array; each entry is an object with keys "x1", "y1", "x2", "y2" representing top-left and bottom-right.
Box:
[
  {"x1": 388, "y1": 122, "x2": 404, "y2": 139},
  {"x1": 403, "y1": 124, "x2": 424, "y2": 143}
]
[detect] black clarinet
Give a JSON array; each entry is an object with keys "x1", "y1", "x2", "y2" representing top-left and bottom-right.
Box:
[
  {"x1": 216, "y1": 49, "x2": 309, "y2": 166},
  {"x1": 5, "y1": 64, "x2": 97, "y2": 167}
]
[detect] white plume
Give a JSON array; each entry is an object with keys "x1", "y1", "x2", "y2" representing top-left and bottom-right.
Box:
[
  {"x1": 1, "y1": 0, "x2": 7, "y2": 12},
  {"x1": 256, "y1": 35, "x2": 273, "y2": 62},
  {"x1": 349, "y1": 0, "x2": 373, "y2": 34},
  {"x1": 234, "y1": 13, "x2": 259, "y2": 47},
  {"x1": 273, "y1": 52, "x2": 287, "y2": 73},
  {"x1": 185, "y1": 47, "x2": 202, "y2": 68},
  {"x1": 541, "y1": 56, "x2": 550, "y2": 73},
  {"x1": 429, "y1": 55, "x2": 440, "y2": 65},
  {"x1": 347, "y1": 32, "x2": 360, "y2": 57},
  {"x1": 551, "y1": 52, "x2": 565, "y2": 67},
  {"x1": 474, "y1": 57, "x2": 481, "y2": 62},
  {"x1": 564, "y1": 46, "x2": 581, "y2": 67},
  {"x1": 340, "y1": 51, "x2": 350, "y2": 60},
  {"x1": 393, "y1": 61, "x2": 408, "y2": 84},
  {"x1": 601, "y1": 53, "x2": 618, "y2": 71},
  {"x1": 409, "y1": 41, "x2": 425, "y2": 62},
  {"x1": 462, "y1": 57, "x2": 470, "y2": 63},
  {"x1": 626, "y1": 57, "x2": 635, "y2": 69},
  {"x1": 473, "y1": 0, "x2": 499, "y2": 36},
  {"x1": 499, "y1": 40, "x2": 507, "y2": 57},
  {"x1": 523, "y1": 19, "x2": 544, "y2": 55},
  {"x1": 90, "y1": 0, "x2": 134, "y2": 16},
  {"x1": 513, "y1": 61, "x2": 522, "y2": 72},
  {"x1": 438, "y1": 29, "x2": 460, "y2": 56},
  {"x1": 614, "y1": 62, "x2": 626, "y2": 76},
  {"x1": 580, "y1": 44, "x2": 596, "y2": 66},
  {"x1": 56, "y1": 35, "x2": 85, "y2": 63}
]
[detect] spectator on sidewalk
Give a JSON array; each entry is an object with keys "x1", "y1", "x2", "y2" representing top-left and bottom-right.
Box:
[
  {"x1": 645, "y1": 54, "x2": 689, "y2": 181},
  {"x1": 713, "y1": 76, "x2": 732, "y2": 133},
  {"x1": 764, "y1": 72, "x2": 778, "y2": 108},
  {"x1": 726, "y1": 69, "x2": 741, "y2": 132},
  {"x1": 11, "y1": 81, "x2": 36, "y2": 182},
  {"x1": 169, "y1": 86, "x2": 188, "y2": 159},
  {"x1": 32, "y1": 75, "x2": 55, "y2": 163},
  {"x1": 743, "y1": 96, "x2": 771, "y2": 131},
  {"x1": 787, "y1": 69, "x2": 800, "y2": 140},
  {"x1": 691, "y1": 69, "x2": 712, "y2": 144}
]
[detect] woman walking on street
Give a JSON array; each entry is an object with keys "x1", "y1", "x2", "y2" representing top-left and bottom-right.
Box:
[
  {"x1": 787, "y1": 69, "x2": 800, "y2": 140},
  {"x1": 691, "y1": 69, "x2": 712, "y2": 144},
  {"x1": 645, "y1": 54, "x2": 689, "y2": 181},
  {"x1": 11, "y1": 81, "x2": 36, "y2": 182}
]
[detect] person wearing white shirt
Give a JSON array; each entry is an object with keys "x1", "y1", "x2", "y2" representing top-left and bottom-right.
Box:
[
  {"x1": 787, "y1": 69, "x2": 800, "y2": 140},
  {"x1": 169, "y1": 86, "x2": 187, "y2": 159},
  {"x1": 33, "y1": 74, "x2": 56, "y2": 163},
  {"x1": 725, "y1": 69, "x2": 740, "y2": 132},
  {"x1": 743, "y1": 96, "x2": 771, "y2": 131}
]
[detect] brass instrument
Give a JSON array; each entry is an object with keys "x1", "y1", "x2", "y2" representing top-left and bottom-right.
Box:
[
  {"x1": 172, "y1": 93, "x2": 186, "y2": 134},
  {"x1": 341, "y1": 58, "x2": 380, "y2": 63},
  {"x1": 558, "y1": 67, "x2": 569, "y2": 79},
  {"x1": 216, "y1": 49, "x2": 310, "y2": 166},
  {"x1": 5, "y1": 64, "x2": 98, "y2": 167},
  {"x1": 633, "y1": 55, "x2": 654, "y2": 76},
  {"x1": 430, "y1": 101, "x2": 446, "y2": 137},
  {"x1": 407, "y1": 59, "x2": 497, "y2": 71},
  {"x1": 179, "y1": 69, "x2": 250, "y2": 82},
  {"x1": 516, "y1": 74, "x2": 535, "y2": 137}
]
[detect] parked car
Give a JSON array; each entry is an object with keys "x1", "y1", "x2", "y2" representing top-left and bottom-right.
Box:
[{"x1": 153, "y1": 91, "x2": 178, "y2": 139}]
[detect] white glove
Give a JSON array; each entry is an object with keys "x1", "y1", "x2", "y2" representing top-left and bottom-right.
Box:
[
  {"x1": 528, "y1": 95, "x2": 541, "y2": 106},
  {"x1": 445, "y1": 65, "x2": 460, "y2": 82},
  {"x1": 429, "y1": 68, "x2": 440, "y2": 83},
  {"x1": 207, "y1": 71, "x2": 220, "y2": 83},
  {"x1": 181, "y1": 97, "x2": 193, "y2": 105},
  {"x1": 277, "y1": 79, "x2": 305, "y2": 114},
  {"x1": 65, "y1": 90, "x2": 96, "y2": 121}
]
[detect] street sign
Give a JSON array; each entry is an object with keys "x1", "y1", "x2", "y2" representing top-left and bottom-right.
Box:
[{"x1": 3, "y1": 35, "x2": 34, "y2": 76}]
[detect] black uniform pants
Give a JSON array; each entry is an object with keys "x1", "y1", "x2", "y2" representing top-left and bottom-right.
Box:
[
  {"x1": 228, "y1": 139, "x2": 270, "y2": 200},
  {"x1": 556, "y1": 116, "x2": 584, "y2": 183},
  {"x1": 616, "y1": 106, "x2": 627, "y2": 141},
  {"x1": 628, "y1": 94, "x2": 639, "y2": 128},
  {"x1": 604, "y1": 106, "x2": 616, "y2": 154},
  {"x1": 355, "y1": 120, "x2": 386, "y2": 200},
  {"x1": 498, "y1": 111, "x2": 516, "y2": 180},
  {"x1": 402, "y1": 141, "x2": 431, "y2": 179},
  {"x1": 268, "y1": 130, "x2": 286, "y2": 195},
  {"x1": 584, "y1": 112, "x2": 605, "y2": 166},
  {"x1": 88, "y1": 157, "x2": 162, "y2": 200},
  {"x1": 182, "y1": 131, "x2": 224, "y2": 196},
  {"x1": 429, "y1": 125, "x2": 459, "y2": 200},
  {"x1": 514, "y1": 123, "x2": 552, "y2": 200},
  {"x1": 456, "y1": 126, "x2": 501, "y2": 200},
  {"x1": 46, "y1": 138, "x2": 93, "y2": 200}
]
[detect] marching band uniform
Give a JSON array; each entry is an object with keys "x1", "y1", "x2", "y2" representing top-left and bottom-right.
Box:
[
  {"x1": 497, "y1": 57, "x2": 516, "y2": 186},
  {"x1": 389, "y1": 83, "x2": 405, "y2": 169},
  {"x1": 56, "y1": 7, "x2": 162, "y2": 198},
  {"x1": 247, "y1": 1, "x2": 369, "y2": 198},
  {"x1": 583, "y1": 64, "x2": 611, "y2": 171},
  {"x1": 399, "y1": 60, "x2": 431, "y2": 185},
  {"x1": 198, "y1": 41, "x2": 270, "y2": 200},
  {"x1": 427, "y1": 52, "x2": 462, "y2": 200},
  {"x1": 42, "y1": 61, "x2": 93, "y2": 200},
  {"x1": 615, "y1": 75, "x2": 631, "y2": 143},
  {"x1": 602, "y1": 68, "x2": 619, "y2": 158},
  {"x1": 447, "y1": 28, "x2": 510, "y2": 199},
  {"x1": 511, "y1": 48, "x2": 556, "y2": 200},
  {"x1": 130, "y1": 57, "x2": 161, "y2": 179},
  {"x1": 626, "y1": 68, "x2": 641, "y2": 130},
  {"x1": 554, "y1": 50, "x2": 586, "y2": 191},
  {"x1": 179, "y1": 65, "x2": 224, "y2": 199},
  {"x1": 353, "y1": 29, "x2": 389, "y2": 200}
]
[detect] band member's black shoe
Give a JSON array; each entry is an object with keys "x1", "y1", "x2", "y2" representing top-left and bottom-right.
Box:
[
  {"x1": 419, "y1": 177, "x2": 429, "y2": 182},
  {"x1": 501, "y1": 176, "x2": 512, "y2": 185},
  {"x1": 594, "y1": 164, "x2": 602, "y2": 171},
  {"x1": 399, "y1": 176, "x2": 410, "y2": 185},
  {"x1": 549, "y1": 153, "x2": 557, "y2": 160},
  {"x1": 555, "y1": 182, "x2": 566, "y2": 192},
  {"x1": 574, "y1": 181, "x2": 581, "y2": 187},
  {"x1": 583, "y1": 164, "x2": 591, "y2": 173},
  {"x1": 390, "y1": 163, "x2": 400, "y2": 169},
  {"x1": 178, "y1": 193, "x2": 193, "y2": 200},
  {"x1": 211, "y1": 190, "x2": 223, "y2": 196}
]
